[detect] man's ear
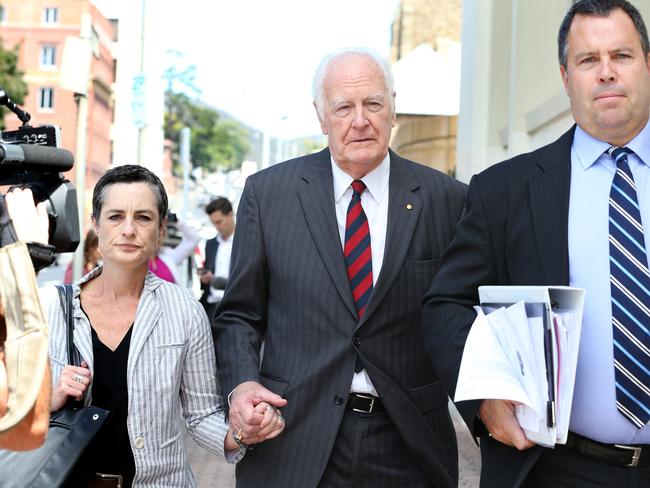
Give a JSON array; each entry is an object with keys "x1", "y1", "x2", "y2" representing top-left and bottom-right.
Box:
[
  {"x1": 313, "y1": 101, "x2": 328, "y2": 135},
  {"x1": 560, "y1": 65, "x2": 569, "y2": 92}
]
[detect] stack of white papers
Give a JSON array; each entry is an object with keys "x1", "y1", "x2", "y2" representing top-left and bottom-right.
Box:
[{"x1": 454, "y1": 286, "x2": 584, "y2": 447}]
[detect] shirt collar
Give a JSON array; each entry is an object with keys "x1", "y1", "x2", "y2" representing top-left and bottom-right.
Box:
[
  {"x1": 331, "y1": 152, "x2": 391, "y2": 205},
  {"x1": 74, "y1": 265, "x2": 163, "y2": 296},
  {"x1": 574, "y1": 120, "x2": 650, "y2": 169},
  {"x1": 217, "y1": 233, "x2": 233, "y2": 245}
]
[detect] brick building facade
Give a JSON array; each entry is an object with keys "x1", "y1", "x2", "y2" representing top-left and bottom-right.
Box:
[
  {"x1": 391, "y1": 0, "x2": 461, "y2": 63},
  {"x1": 389, "y1": 0, "x2": 461, "y2": 175},
  {"x1": 0, "y1": 0, "x2": 115, "y2": 191}
]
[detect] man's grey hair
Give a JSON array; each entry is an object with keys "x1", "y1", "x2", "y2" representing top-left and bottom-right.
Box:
[{"x1": 312, "y1": 47, "x2": 395, "y2": 118}]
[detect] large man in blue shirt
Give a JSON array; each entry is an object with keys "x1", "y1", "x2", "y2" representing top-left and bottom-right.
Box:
[{"x1": 423, "y1": 1, "x2": 650, "y2": 486}]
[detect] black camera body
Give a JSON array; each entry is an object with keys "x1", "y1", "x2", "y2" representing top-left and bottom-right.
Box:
[
  {"x1": 163, "y1": 211, "x2": 182, "y2": 248},
  {"x1": 0, "y1": 89, "x2": 80, "y2": 253}
]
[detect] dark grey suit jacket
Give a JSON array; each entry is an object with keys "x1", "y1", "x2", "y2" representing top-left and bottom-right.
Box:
[
  {"x1": 422, "y1": 127, "x2": 576, "y2": 487},
  {"x1": 215, "y1": 148, "x2": 467, "y2": 488}
]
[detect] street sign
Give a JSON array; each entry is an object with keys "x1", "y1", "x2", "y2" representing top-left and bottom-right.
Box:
[{"x1": 132, "y1": 73, "x2": 146, "y2": 128}]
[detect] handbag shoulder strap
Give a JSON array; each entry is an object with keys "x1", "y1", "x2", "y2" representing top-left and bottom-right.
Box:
[{"x1": 55, "y1": 284, "x2": 79, "y2": 366}]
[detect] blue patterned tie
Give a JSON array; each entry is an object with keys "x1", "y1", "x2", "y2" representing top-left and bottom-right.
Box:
[{"x1": 609, "y1": 146, "x2": 650, "y2": 428}]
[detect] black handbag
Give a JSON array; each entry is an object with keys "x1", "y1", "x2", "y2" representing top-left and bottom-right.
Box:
[{"x1": 0, "y1": 284, "x2": 109, "y2": 488}]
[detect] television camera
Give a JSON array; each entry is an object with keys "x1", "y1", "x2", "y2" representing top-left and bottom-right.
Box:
[{"x1": 0, "y1": 87, "x2": 79, "y2": 259}]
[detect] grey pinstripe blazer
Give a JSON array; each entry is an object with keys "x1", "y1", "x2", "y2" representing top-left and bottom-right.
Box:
[
  {"x1": 41, "y1": 268, "x2": 241, "y2": 487},
  {"x1": 215, "y1": 148, "x2": 467, "y2": 488}
]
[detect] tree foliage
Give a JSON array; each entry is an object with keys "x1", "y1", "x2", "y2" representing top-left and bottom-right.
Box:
[
  {"x1": 164, "y1": 91, "x2": 250, "y2": 172},
  {"x1": 0, "y1": 39, "x2": 27, "y2": 130}
]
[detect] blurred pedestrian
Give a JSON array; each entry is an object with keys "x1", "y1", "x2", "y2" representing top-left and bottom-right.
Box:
[
  {"x1": 63, "y1": 228, "x2": 101, "y2": 284},
  {"x1": 199, "y1": 197, "x2": 235, "y2": 323},
  {"x1": 40, "y1": 165, "x2": 284, "y2": 487},
  {"x1": 149, "y1": 214, "x2": 200, "y2": 285}
]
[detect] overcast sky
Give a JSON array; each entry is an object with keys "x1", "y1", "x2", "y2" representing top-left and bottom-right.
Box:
[{"x1": 96, "y1": 0, "x2": 400, "y2": 138}]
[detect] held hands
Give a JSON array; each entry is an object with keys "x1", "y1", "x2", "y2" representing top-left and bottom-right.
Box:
[
  {"x1": 225, "y1": 380, "x2": 288, "y2": 451},
  {"x1": 50, "y1": 361, "x2": 91, "y2": 411},
  {"x1": 479, "y1": 399, "x2": 535, "y2": 451}
]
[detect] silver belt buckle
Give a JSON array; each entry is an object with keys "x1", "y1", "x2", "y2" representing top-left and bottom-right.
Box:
[
  {"x1": 614, "y1": 444, "x2": 642, "y2": 467},
  {"x1": 352, "y1": 393, "x2": 375, "y2": 413},
  {"x1": 95, "y1": 473, "x2": 123, "y2": 487}
]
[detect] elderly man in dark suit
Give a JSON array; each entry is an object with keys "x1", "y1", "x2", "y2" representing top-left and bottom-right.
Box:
[
  {"x1": 423, "y1": 1, "x2": 650, "y2": 487},
  {"x1": 214, "y1": 47, "x2": 467, "y2": 487}
]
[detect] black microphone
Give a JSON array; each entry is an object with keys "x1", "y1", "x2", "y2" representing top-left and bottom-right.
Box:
[{"x1": 0, "y1": 143, "x2": 74, "y2": 172}]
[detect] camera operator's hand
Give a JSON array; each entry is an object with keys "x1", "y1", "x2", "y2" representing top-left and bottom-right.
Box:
[{"x1": 5, "y1": 188, "x2": 48, "y2": 245}]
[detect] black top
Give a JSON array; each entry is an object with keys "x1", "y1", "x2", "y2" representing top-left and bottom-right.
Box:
[{"x1": 66, "y1": 313, "x2": 136, "y2": 488}]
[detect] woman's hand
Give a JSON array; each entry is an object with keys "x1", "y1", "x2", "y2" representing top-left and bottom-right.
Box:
[{"x1": 50, "y1": 361, "x2": 91, "y2": 411}]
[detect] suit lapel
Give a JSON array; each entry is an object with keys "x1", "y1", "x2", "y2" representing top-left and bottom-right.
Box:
[
  {"x1": 206, "y1": 237, "x2": 218, "y2": 273},
  {"x1": 528, "y1": 127, "x2": 574, "y2": 285},
  {"x1": 127, "y1": 273, "x2": 162, "y2": 377},
  {"x1": 360, "y1": 152, "x2": 421, "y2": 325},
  {"x1": 297, "y1": 149, "x2": 357, "y2": 318}
]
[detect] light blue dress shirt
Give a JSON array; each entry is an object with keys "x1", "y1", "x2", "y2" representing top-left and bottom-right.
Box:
[{"x1": 568, "y1": 122, "x2": 650, "y2": 444}]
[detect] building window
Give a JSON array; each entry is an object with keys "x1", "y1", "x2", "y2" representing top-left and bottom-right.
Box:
[
  {"x1": 43, "y1": 7, "x2": 58, "y2": 24},
  {"x1": 91, "y1": 27, "x2": 100, "y2": 57},
  {"x1": 40, "y1": 45, "x2": 57, "y2": 68},
  {"x1": 0, "y1": 6, "x2": 6, "y2": 23},
  {"x1": 39, "y1": 87, "x2": 54, "y2": 110}
]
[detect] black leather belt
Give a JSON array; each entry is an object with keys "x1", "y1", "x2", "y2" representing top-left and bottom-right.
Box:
[
  {"x1": 346, "y1": 393, "x2": 384, "y2": 414},
  {"x1": 563, "y1": 432, "x2": 650, "y2": 467}
]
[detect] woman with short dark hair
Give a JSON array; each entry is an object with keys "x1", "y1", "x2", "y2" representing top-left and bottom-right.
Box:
[{"x1": 41, "y1": 165, "x2": 284, "y2": 487}]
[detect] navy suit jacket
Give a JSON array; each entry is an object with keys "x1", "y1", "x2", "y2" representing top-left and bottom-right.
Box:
[
  {"x1": 423, "y1": 127, "x2": 576, "y2": 487},
  {"x1": 199, "y1": 236, "x2": 218, "y2": 307}
]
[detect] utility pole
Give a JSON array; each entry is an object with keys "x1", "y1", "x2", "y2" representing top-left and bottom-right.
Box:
[
  {"x1": 179, "y1": 127, "x2": 191, "y2": 288},
  {"x1": 180, "y1": 127, "x2": 191, "y2": 220},
  {"x1": 137, "y1": 0, "x2": 147, "y2": 164},
  {"x1": 63, "y1": 13, "x2": 92, "y2": 282}
]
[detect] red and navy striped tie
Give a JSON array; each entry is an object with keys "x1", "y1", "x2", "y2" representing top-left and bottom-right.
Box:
[{"x1": 344, "y1": 180, "x2": 373, "y2": 320}]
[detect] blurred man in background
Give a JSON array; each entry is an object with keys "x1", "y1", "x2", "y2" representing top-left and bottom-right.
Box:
[{"x1": 199, "y1": 197, "x2": 235, "y2": 324}]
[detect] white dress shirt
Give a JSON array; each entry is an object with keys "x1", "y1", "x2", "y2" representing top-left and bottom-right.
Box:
[
  {"x1": 568, "y1": 123, "x2": 650, "y2": 443},
  {"x1": 331, "y1": 153, "x2": 390, "y2": 396},
  {"x1": 207, "y1": 234, "x2": 233, "y2": 304}
]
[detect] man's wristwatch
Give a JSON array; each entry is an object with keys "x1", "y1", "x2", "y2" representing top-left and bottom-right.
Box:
[{"x1": 232, "y1": 429, "x2": 253, "y2": 451}]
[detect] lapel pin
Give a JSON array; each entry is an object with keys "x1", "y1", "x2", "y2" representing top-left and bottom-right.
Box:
[{"x1": 406, "y1": 203, "x2": 413, "y2": 210}]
